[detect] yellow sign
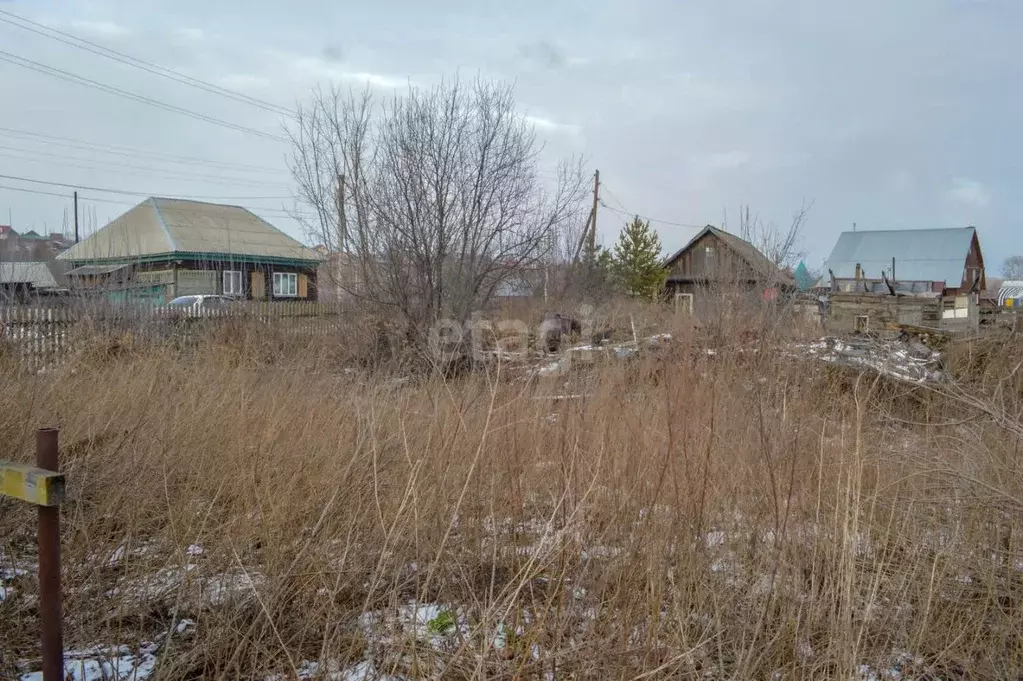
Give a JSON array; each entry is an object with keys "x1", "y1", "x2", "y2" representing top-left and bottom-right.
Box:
[{"x1": 0, "y1": 461, "x2": 65, "y2": 506}]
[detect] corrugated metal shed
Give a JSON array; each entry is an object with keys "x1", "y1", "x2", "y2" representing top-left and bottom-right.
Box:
[
  {"x1": 998, "y1": 280, "x2": 1023, "y2": 307},
  {"x1": 58, "y1": 198, "x2": 320, "y2": 264},
  {"x1": 0, "y1": 261, "x2": 67, "y2": 289},
  {"x1": 820, "y1": 227, "x2": 975, "y2": 285}
]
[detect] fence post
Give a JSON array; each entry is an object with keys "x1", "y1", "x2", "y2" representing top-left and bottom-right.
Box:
[{"x1": 36, "y1": 427, "x2": 64, "y2": 680}]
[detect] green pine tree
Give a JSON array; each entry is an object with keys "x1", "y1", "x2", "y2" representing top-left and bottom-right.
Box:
[{"x1": 610, "y1": 216, "x2": 667, "y2": 298}]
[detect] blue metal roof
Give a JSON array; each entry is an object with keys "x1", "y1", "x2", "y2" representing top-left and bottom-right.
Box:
[{"x1": 821, "y1": 227, "x2": 976, "y2": 285}]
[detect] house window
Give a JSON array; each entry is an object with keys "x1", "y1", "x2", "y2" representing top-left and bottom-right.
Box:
[
  {"x1": 854, "y1": 315, "x2": 869, "y2": 333},
  {"x1": 273, "y1": 272, "x2": 298, "y2": 297},
  {"x1": 223, "y1": 270, "x2": 243, "y2": 296}
]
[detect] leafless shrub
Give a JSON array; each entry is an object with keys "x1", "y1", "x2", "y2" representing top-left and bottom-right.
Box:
[{"x1": 288, "y1": 76, "x2": 588, "y2": 348}]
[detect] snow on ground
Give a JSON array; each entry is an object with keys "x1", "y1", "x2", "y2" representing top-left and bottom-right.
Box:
[
  {"x1": 791, "y1": 336, "x2": 945, "y2": 384},
  {"x1": 19, "y1": 644, "x2": 158, "y2": 681},
  {"x1": 265, "y1": 660, "x2": 404, "y2": 681}
]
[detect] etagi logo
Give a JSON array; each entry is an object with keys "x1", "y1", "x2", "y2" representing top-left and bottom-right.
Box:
[{"x1": 428, "y1": 304, "x2": 596, "y2": 363}]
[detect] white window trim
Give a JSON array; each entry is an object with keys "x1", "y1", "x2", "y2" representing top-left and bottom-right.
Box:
[
  {"x1": 223, "y1": 270, "x2": 243, "y2": 296},
  {"x1": 273, "y1": 272, "x2": 298, "y2": 297}
]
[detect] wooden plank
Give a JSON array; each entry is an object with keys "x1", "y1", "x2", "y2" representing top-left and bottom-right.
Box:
[{"x1": 0, "y1": 461, "x2": 65, "y2": 506}]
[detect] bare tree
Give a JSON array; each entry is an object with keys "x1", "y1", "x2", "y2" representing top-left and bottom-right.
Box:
[
  {"x1": 288, "y1": 77, "x2": 587, "y2": 343},
  {"x1": 734, "y1": 201, "x2": 813, "y2": 270},
  {"x1": 1002, "y1": 255, "x2": 1023, "y2": 279}
]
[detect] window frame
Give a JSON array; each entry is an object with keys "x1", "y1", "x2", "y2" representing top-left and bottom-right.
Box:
[
  {"x1": 273, "y1": 271, "x2": 298, "y2": 297},
  {"x1": 223, "y1": 270, "x2": 243, "y2": 297}
]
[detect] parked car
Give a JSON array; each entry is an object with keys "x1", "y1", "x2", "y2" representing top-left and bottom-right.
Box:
[{"x1": 165, "y1": 295, "x2": 239, "y2": 318}]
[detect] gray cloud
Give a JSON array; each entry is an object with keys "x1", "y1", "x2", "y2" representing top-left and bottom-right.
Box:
[
  {"x1": 0, "y1": 0, "x2": 1019, "y2": 265},
  {"x1": 321, "y1": 44, "x2": 343, "y2": 63},
  {"x1": 517, "y1": 40, "x2": 566, "y2": 69}
]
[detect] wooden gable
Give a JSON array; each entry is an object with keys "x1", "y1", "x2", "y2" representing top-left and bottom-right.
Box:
[{"x1": 665, "y1": 227, "x2": 777, "y2": 284}]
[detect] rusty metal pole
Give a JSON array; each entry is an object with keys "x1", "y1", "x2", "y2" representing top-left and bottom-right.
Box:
[{"x1": 36, "y1": 427, "x2": 63, "y2": 681}]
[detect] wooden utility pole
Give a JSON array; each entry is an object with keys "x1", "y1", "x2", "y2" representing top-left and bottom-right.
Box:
[
  {"x1": 336, "y1": 173, "x2": 346, "y2": 253},
  {"x1": 588, "y1": 170, "x2": 599, "y2": 258},
  {"x1": 73, "y1": 191, "x2": 79, "y2": 244}
]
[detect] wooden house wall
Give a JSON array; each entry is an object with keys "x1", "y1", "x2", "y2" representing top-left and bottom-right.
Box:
[
  {"x1": 170, "y1": 259, "x2": 318, "y2": 301},
  {"x1": 667, "y1": 233, "x2": 755, "y2": 283},
  {"x1": 948, "y1": 232, "x2": 986, "y2": 295},
  {"x1": 66, "y1": 259, "x2": 319, "y2": 304},
  {"x1": 825, "y1": 293, "x2": 942, "y2": 334}
]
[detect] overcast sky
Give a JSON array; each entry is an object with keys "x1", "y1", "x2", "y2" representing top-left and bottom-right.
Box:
[{"x1": 0, "y1": 0, "x2": 1019, "y2": 271}]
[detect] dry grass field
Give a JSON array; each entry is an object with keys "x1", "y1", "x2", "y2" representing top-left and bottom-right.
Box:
[{"x1": 1, "y1": 311, "x2": 1021, "y2": 680}]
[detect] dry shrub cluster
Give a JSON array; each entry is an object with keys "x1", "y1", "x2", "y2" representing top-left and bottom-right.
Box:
[{"x1": 1, "y1": 317, "x2": 1021, "y2": 680}]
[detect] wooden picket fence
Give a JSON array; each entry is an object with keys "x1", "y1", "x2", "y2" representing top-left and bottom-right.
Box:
[{"x1": 0, "y1": 301, "x2": 352, "y2": 371}]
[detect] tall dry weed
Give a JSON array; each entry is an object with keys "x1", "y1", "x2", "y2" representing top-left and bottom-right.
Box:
[{"x1": 0, "y1": 318, "x2": 1020, "y2": 679}]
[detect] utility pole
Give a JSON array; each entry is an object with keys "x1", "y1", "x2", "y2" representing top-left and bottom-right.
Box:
[
  {"x1": 73, "y1": 191, "x2": 79, "y2": 243},
  {"x1": 588, "y1": 169, "x2": 600, "y2": 259},
  {"x1": 336, "y1": 173, "x2": 346, "y2": 253}
]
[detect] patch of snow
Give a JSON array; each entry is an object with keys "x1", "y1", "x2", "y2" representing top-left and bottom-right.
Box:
[
  {"x1": 1, "y1": 566, "x2": 30, "y2": 580},
  {"x1": 705, "y1": 530, "x2": 726, "y2": 548},
  {"x1": 174, "y1": 618, "x2": 196, "y2": 635},
  {"x1": 266, "y1": 659, "x2": 403, "y2": 681},
  {"x1": 19, "y1": 645, "x2": 157, "y2": 681},
  {"x1": 358, "y1": 601, "x2": 468, "y2": 651},
  {"x1": 105, "y1": 564, "x2": 195, "y2": 603},
  {"x1": 0, "y1": 584, "x2": 13, "y2": 602},
  {"x1": 537, "y1": 359, "x2": 564, "y2": 376},
  {"x1": 186, "y1": 544, "x2": 205, "y2": 556},
  {"x1": 202, "y1": 569, "x2": 263, "y2": 606},
  {"x1": 580, "y1": 546, "x2": 623, "y2": 560}
]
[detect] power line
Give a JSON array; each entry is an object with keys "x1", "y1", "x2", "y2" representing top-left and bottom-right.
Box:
[
  {"x1": 600, "y1": 185, "x2": 632, "y2": 215},
  {"x1": 599, "y1": 197, "x2": 705, "y2": 230},
  {"x1": 0, "y1": 49, "x2": 288, "y2": 143},
  {"x1": 0, "y1": 8, "x2": 296, "y2": 118},
  {"x1": 0, "y1": 126, "x2": 289, "y2": 174},
  {"x1": 0, "y1": 183, "x2": 134, "y2": 205},
  {"x1": 0, "y1": 172, "x2": 296, "y2": 201},
  {"x1": 0, "y1": 178, "x2": 314, "y2": 220},
  {"x1": 0, "y1": 146, "x2": 290, "y2": 189}
]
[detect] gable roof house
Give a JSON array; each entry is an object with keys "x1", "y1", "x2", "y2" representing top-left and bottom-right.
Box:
[
  {"x1": 817, "y1": 227, "x2": 986, "y2": 333},
  {"x1": 662, "y1": 225, "x2": 792, "y2": 315},
  {"x1": 57, "y1": 198, "x2": 321, "y2": 304},
  {"x1": 819, "y1": 226, "x2": 984, "y2": 295}
]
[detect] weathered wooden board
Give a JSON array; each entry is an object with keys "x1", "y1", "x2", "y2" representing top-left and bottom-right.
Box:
[{"x1": 0, "y1": 461, "x2": 65, "y2": 506}]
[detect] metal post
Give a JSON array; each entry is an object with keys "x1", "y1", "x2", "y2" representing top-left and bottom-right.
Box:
[{"x1": 36, "y1": 428, "x2": 63, "y2": 681}]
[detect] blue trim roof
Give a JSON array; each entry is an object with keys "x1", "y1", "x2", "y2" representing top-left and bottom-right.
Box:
[{"x1": 821, "y1": 227, "x2": 976, "y2": 285}]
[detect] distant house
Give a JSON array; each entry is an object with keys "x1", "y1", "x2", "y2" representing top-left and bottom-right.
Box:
[
  {"x1": 0, "y1": 227, "x2": 72, "y2": 260},
  {"x1": 819, "y1": 227, "x2": 985, "y2": 295},
  {"x1": 0, "y1": 261, "x2": 69, "y2": 302},
  {"x1": 817, "y1": 227, "x2": 986, "y2": 333},
  {"x1": 662, "y1": 225, "x2": 791, "y2": 315},
  {"x1": 57, "y1": 198, "x2": 322, "y2": 304}
]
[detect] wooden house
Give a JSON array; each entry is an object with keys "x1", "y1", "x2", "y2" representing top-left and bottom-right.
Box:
[
  {"x1": 57, "y1": 198, "x2": 322, "y2": 305},
  {"x1": 662, "y1": 225, "x2": 791, "y2": 316},
  {"x1": 817, "y1": 227, "x2": 987, "y2": 333}
]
